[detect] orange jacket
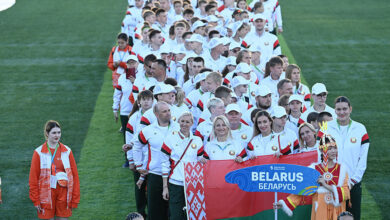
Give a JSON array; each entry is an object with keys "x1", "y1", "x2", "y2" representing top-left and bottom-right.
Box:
[
  {"x1": 107, "y1": 45, "x2": 133, "y2": 71},
  {"x1": 29, "y1": 142, "x2": 80, "y2": 209}
]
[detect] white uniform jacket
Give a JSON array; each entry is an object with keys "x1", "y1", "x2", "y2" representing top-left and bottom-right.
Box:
[
  {"x1": 133, "y1": 121, "x2": 180, "y2": 175},
  {"x1": 161, "y1": 132, "x2": 205, "y2": 186},
  {"x1": 327, "y1": 120, "x2": 370, "y2": 185}
]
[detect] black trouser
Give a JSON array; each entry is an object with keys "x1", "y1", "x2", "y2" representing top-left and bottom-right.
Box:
[
  {"x1": 133, "y1": 171, "x2": 147, "y2": 218},
  {"x1": 169, "y1": 183, "x2": 187, "y2": 220},
  {"x1": 147, "y1": 173, "x2": 169, "y2": 220},
  {"x1": 120, "y1": 115, "x2": 129, "y2": 163},
  {"x1": 346, "y1": 182, "x2": 362, "y2": 220}
]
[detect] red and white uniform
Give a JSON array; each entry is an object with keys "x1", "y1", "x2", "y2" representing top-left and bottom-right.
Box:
[{"x1": 113, "y1": 74, "x2": 134, "y2": 116}]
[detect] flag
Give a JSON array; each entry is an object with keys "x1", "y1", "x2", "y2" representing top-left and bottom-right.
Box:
[{"x1": 184, "y1": 151, "x2": 318, "y2": 220}]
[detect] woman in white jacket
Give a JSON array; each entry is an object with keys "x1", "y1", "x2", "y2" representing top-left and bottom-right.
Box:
[{"x1": 160, "y1": 112, "x2": 206, "y2": 220}]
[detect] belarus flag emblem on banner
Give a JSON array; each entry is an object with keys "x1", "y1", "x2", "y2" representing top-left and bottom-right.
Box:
[{"x1": 184, "y1": 151, "x2": 318, "y2": 220}]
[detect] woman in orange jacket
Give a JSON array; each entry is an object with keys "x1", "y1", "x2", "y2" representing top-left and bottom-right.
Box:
[
  {"x1": 29, "y1": 120, "x2": 80, "y2": 219},
  {"x1": 107, "y1": 33, "x2": 133, "y2": 88}
]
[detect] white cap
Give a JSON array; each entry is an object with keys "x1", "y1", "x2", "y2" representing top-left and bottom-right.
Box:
[
  {"x1": 229, "y1": 41, "x2": 241, "y2": 50},
  {"x1": 225, "y1": 103, "x2": 241, "y2": 114},
  {"x1": 125, "y1": 54, "x2": 138, "y2": 62},
  {"x1": 191, "y1": 20, "x2": 206, "y2": 32},
  {"x1": 235, "y1": 63, "x2": 252, "y2": 74},
  {"x1": 220, "y1": 37, "x2": 231, "y2": 45},
  {"x1": 208, "y1": 37, "x2": 224, "y2": 49},
  {"x1": 231, "y1": 76, "x2": 248, "y2": 88},
  {"x1": 252, "y1": 13, "x2": 266, "y2": 21},
  {"x1": 206, "y1": 15, "x2": 219, "y2": 23},
  {"x1": 231, "y1": 21, "x2": 244, "y2": 37},
  {"x1": 194, "y1": 71, "x2": 211, "y2": 84},
  {"x1": 186, "y1": 33, "x2": 204, "y2": 43},
  {"x1": 226, "y1": 56, "x2": 237, "y2": 66},
  {"x1": 273, "y1": 106, "x2": 287, "y2": 118},
  {"x1": 230, "y1": 92, "x2": 238, "y2": 100},
  {"x1": 153, "y1": 84, "x2": 176, "y2": 95},
  {"x1": 312, "y1": 83, "x2": 327, "y2": 95},
  {"x1": 288, "y1": 94, "x2": 304, "y2": 104},
  {"x1": 255, "y1": 86, "x2": 272, "y2": 97}
]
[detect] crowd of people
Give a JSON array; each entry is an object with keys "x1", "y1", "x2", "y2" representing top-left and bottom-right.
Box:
[
  {"x1": 26, "y1": 0, "x2": 371, "y2": 220},
  {"x1": 108, "y1": 0, "x2": 370, "y2": 219}
]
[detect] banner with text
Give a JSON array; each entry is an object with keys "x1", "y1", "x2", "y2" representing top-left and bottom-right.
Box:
[{"x1": 184, "y1": 151, "x2": 319, "y2": 220}]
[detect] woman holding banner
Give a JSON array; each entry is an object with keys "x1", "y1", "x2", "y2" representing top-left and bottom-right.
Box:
[
  {"x1": 204, "y1": 115, "x2": 246, "y2": 162},
  {"x1": 160, "y1": 112, "x2": 206, "y2": 220},
  {"x1": 274, "y1": 131, "x2": 350, "y2": 220},
  {"x1": 247, "y1": 111, "x2": 293, "y2": 158}
]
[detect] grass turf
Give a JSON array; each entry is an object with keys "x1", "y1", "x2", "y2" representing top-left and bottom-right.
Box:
[
  {"x1": 0, "y1": 0, "x2": 127, "y2": 218},
  {"x1": 0, "y1": 0, "x2": 387, "y2": 219},
  {"x1": 281, "y1": 0, "x2": 390, "y2": 218}
]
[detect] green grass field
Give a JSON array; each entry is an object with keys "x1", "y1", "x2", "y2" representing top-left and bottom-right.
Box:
[{"x1": 0, "y1": 0, "x2": 388, "y2": 219}]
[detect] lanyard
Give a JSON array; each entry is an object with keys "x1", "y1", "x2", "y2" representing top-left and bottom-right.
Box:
[
  {"x1": 252, "y1": 64, "x2": 263, "y2": 75},
  {"x1": 336, "y1": 119, "x2": 352, "y2": 132},
  {"x1": 47, "y1": 143, "x2": 59, "y2": 175},
  {"x1": 216, "y1": 142, "x2": 231, "y2": 151},
  {"x1": 117, "y1": 47, "x2": 126, "y2": 61}
]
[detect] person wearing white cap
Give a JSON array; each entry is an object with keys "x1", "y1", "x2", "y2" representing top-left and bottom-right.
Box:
[
  {"x1": 228, "y1": 41, "x2": 241, "y2": 57},
  {"x1": 244, "y1": 13, "x2": 281, "y2": 65},
  {"x1": 241, "y1": 85, "x2": 274, "y2": 126},
  {"x1": 204, "y1": 115, "x2": 247, "y2": 161},
  {"x1": 133, "y1": 101, "x2": 180, "y2": 220},
  {"x1": 231, "y1": 76, "x2": 251, "y2": 113},
  {"x1": 230, "y1": 63, "x2": 260, "y2": 105},
  {"x1": 285, "y1": 64, "x2": 311, "y2": 109},
  {"x1": 203, "y1": 37, "x2": 227, "y2": 72},
  {"x1": 113, "y1": 54, "x2": 139, "y2": 143},
  {"x1": 285, "y1": 94, "x2": 306, "y2": 136},
  {"x1": 184, "y1": 71, "x2": 209, "y2": 122},
  {"x1": 195, "y1": 97, "x2": 225, "y2": 145},
  {"x1": 187, "y1": 34, "x2": 208, "y2": 57},
  {"x1": 225, "y1": 104, "x2": 253, "y2": 149},
  {"x1": 271, "y1": 105, "x2": 299, "y2": 154},
  {"x1": 138, "y1": 83, "x2": 178, "y2": 130},
  {"x1": 249, "y1": 44, "x2": 266, "y2": 82},
  {"x1": 300, "y1": 82, "x2": 336, "y2": 122},
  {"x1": 191, "y1": 20, "x2": 207, "y2": 34},
  {"x1": 230, "y1": 21, "x2": 251, "y2": 49}
]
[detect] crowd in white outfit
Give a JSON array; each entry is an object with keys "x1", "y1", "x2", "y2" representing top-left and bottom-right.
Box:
[{"x1": 109, "y1": 0, "x2": 370, "y2": 219}]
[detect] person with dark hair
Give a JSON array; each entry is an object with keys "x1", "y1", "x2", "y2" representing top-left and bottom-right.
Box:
[
  {"x1": 126, "y1": 212, "x2": 144, "y2": 220},
  {"x1": 29, "y1": 121, "x2": 80, "y2": 219},
  {"x1": 260, "y1": 56, "x2": 284, "y2": 103},
  {"x1": 183, "y1": 8, "x2": 194, "y2": 22},
  {"x1": 107, "y1": 33, "x2": 132, "y2": 88},
  {"x1": 307, "y1": 112, "x2": 320, "y2": 130},
  {"x1": 327, "y1": 96, "x2": 370, "y2": 220},
  {"x1": 338, "y1": 211, "x2": 354, "y2": 220},
  {"x1": 123, "y1": 91, "x2": 154, "y2": 219},
  {"x1": 130, "y1": 54, "x2": 157, "y2": 103},
  {"x1": 318, "y1": 111, "x2": 333, "y2": 124},
  {"x1": 275, "y1": 131, "x2": 350, "y2": 220},
  {"x1": 152, "y1": 9, "x2": 169, "y2": 38},
  {"x1": 182, "y1": 56, "x2": 205, "y2": 95},
  {"x1": 242, "y1": 86, "x2": 274, "y2": 126},
  {"x1": 138, "y1": 29, "x2": 164, "y2": 59}
]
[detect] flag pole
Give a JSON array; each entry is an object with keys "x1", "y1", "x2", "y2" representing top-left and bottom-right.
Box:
[{"x1": 274, "y1": 192, "x2": 278, "y2": 220}]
